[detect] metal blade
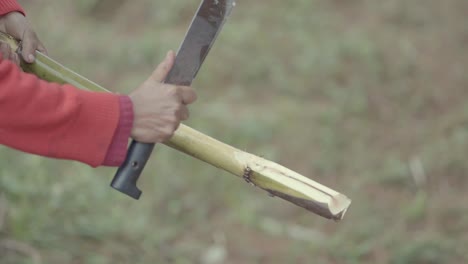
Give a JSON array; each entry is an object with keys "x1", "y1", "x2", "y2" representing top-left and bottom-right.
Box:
[
  {"x1": 110, "y1": 0, "x2": 236, "y2": 199},
  {"x1": 164, "y1": 0, "x2": 236, "y2": 86}
]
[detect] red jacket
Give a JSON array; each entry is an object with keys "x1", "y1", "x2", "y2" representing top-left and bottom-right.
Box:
[{"x1": 0, "y1": 0, "x2": 133, "y2": 167}]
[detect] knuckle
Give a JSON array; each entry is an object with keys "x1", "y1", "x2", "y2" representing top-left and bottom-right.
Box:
[
  {"x1": 172, "y1": 108, "x2": 181, "y2": 118},
  {"x1": 168, "y1": 115, "x2": 179, "y2": 124},
  {"x1": 174, "y1": 103, "x2": 184, "y2": 111},
  {"x1": 184, "y1": 87, "x2": 197, "y2": 103},
  {"x1": 166, "y1": 114, "x2": 180, "y2": 126},
  {"x1": 168, "y1": 114, "x2": 181, "y2": 126},
  {"x1": 179, "y1": 106, "x2": 189, "y2": 119},
  {"x1": 167, "y1": 85, "x2": 178, "y2": 96},
  {"x1": 163, "y1": 127, "x2": 175, "y2": 139},
  {"x1": 30, "y1": 31, "x2": 38, "y2": 40},
  {"x1": 171, "y1": 106, "x2": 183, "y2": 118},
  {"x1": 171, "y1": 122, "x2": 180, "y2": 132},
  {"x1": 191, "y1": 90, "x2": 198, "y2": 101}
]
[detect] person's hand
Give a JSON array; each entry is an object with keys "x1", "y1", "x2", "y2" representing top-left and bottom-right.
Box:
[
  {"x1": 0, "y1": 11, "x2": 47, "y2": 64},
  {"x1": 129, "y1": 50, "x2": 197, "y2": 143},
  {"x1": 0, "y1": 41, "x2": 20, "y2": 65}
]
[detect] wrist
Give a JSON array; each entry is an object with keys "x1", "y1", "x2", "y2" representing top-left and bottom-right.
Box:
[{"x1": 102, "y1": 95, "x2": 134, "y2": 166}]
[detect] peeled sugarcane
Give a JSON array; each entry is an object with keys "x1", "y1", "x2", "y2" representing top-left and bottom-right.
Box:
[{"x1": 0, "y1": 32, "x2": 351, "y2": 221}]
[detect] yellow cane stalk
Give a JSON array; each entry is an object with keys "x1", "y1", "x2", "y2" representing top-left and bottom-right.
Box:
[{"x1": 0, "y1": 32, "x2": 351, "y2": 220}]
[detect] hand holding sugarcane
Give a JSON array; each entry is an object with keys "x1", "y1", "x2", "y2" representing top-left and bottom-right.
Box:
[
  {"x1": 129, "y1": 50, "x2": 197, "y2": 143},
  {"x1": 0, "y1": 10, "x2": 46, "y2": 64}
]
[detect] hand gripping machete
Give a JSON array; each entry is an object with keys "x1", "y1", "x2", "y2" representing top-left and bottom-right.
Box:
[{"x1": 111, "y1": 0, "x2": 236, "y2": 199}]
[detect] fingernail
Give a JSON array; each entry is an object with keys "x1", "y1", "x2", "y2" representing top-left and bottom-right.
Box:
[{"x1": 28, "y1": 54, "x2": 35, "y2": 62}]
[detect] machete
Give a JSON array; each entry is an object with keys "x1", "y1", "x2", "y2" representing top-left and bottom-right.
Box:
[
  {"x1": 110, "y1": 0, "x2": 236, "y2": 199},
  {"x1": 0, "y1": 0, "x2": 351, "y2": 220}
]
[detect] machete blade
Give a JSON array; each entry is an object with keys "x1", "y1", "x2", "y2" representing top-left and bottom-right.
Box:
[
  {"x1": 111, "y1": 0, "x2": 236, "y2": 199},
  {"x1": 165, "y1": 0, "x2": 236, "y2": 85}
]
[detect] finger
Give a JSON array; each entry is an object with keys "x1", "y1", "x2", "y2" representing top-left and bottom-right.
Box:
[
  {"x1": 0, "y1": 43, "x2": 7, "y2": 57},
  {"x1": 0, "y1": 43, "x2": 22, "y2": 66},
  {"x1": 37, "y1": 41, "x2": 48, "y2": 55},
  {"x1": 178, "y1": 86, "x2": 197, "y2": 105},
  {"x1": 178, "y1": 105, "x2": 189, "y2": 120},
  {"x1": 0, "y1": 43, "x2": 11, "y2": 60},
  {"x1": 11, "y1": 51, "x2": 20, "y2": 66},
  {"x1": 150, "y1": 50, "x2": 176, "y2": 83},
  {"x1": 21, "y1": 30, "x2": 38, "y2": 63},
  {"x1": 9, "y1": 48, "x2": 15, "y2": 60}
]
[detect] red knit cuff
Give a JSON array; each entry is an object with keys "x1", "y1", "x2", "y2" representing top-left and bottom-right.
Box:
[
  {"x1": 0, "y1": 0, "x2": 25, "y2": 16},
  {"x1": 102, "y1": 95, "x2": 134, "y2": 166}
]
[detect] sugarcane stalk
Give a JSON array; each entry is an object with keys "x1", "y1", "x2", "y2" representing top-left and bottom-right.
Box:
[{"x1": 0, "y1": 32, "x2": 351, "y2": 220}]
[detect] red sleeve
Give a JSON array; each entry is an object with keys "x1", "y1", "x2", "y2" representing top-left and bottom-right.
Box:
[
  {"x1": 0, "y1": 55, "x2": 124, "y2": 167},
  {"x1": 102, "y1": 96, "x2": 133, "y2": 166},
  {"x1": 0, "y1": 0, "x2": 25, "y2": 16}
]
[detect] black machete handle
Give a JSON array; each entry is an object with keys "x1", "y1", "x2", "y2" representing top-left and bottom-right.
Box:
[
  {"x1": 110, "y1": 141, "x2": 155, "y2": 199},
  {"x1": 110, "y1": 0, "x2": 235, "y2": 199}
]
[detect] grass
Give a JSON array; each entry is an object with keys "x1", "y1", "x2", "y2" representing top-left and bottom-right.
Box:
[{"x1": 1, "y1": 0, "x2": 468, "y2": 263}]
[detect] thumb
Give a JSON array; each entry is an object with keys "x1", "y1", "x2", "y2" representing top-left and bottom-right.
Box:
[
  {"x1": 21, "y1": 30, "x2": 38, "y2": 63},
  {"x1": 150, "y1": 50, "x2": 175, "y2": 82}
]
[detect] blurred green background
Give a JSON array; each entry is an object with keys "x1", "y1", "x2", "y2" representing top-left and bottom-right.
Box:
[{"x1": 1, "y1": 0, "x2": 468, "y2": 263}]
